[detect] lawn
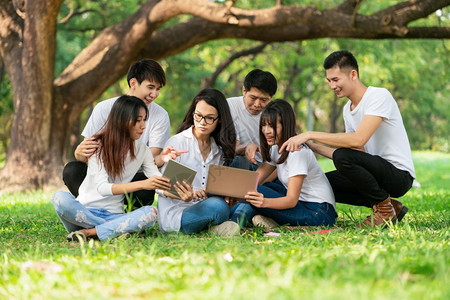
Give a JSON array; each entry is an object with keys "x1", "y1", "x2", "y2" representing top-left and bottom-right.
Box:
[{"x1": 0, "y1": 151, "x2": 448, "y2": 299}]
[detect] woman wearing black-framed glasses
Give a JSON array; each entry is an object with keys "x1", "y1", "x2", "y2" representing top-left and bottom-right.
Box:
[{"x1": 157, "y1": 88, "x2": 240, "y2": 237}]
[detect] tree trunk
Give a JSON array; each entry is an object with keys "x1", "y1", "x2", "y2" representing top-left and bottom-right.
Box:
[{"x1": 0, "y1": 0, "x2": 64, "y2": 191}]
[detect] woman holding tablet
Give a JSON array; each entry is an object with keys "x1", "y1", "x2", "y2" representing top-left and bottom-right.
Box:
[
  {"x1": 245, "y1": 99, "x2": 337, "y2": 230},
  {"x1": 51, "y1": 96, "x2": 172, "y2": 241},
  {"x1": 157, "y1": 88, "x2": 240, "y2": 237}
]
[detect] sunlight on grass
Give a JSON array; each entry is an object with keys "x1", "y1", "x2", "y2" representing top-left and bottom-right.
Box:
[{"x1": 0, "y1": 152, "x2": 449, "y2": 299}]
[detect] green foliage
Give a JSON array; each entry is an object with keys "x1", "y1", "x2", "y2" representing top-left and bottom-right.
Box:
[
  {"x1": 0, "y1": 152, "x2": 449, "y2": 299},
  {"x1": 0, "y1": 0, "x2": 448, "y2": 162},
  {"x1": 55, "y1": 0, "x2": 143, "y2": 75},
  {"x1": 0, "y1": 72, "x2": 13, "y2": 167}
]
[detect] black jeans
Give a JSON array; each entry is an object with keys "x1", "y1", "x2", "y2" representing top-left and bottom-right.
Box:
[
  {"x1": 326, "y1": 148, "x2": 413, "y2": 207},
  {"x1": 62, "y1": 160, "x2": 155, "y2": 208}
]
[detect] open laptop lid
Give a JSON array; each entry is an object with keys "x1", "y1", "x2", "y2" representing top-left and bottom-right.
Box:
[
  {"x1": 162, "y1": 159, "x2": 197, "y2": 198},
  {"x1": 206, "y1": 164, "x2": 259, "y2": 199}
]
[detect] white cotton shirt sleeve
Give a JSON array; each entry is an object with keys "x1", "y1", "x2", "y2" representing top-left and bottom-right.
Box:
[
  {"x1": 277, "y1": 148, "x2": 336, "y2": 208},
  {"x1": 90, "y1": 155, "x2": 114, "y2": 196},
  {"x1": 81, "y1": 97, "x2": 118, "y2": 138},
  {"x1": 77, "y1": 142, "x2": 162, "y2": 214},
  {"x1": 157, "y1": 127, "x2": 224, "y2": 233},
  {"x1": 141, "y1": 143, "x2": 162, "y2": 178},
  {"x1": 227, "y1": 96, "x2": 263, "y2": 163},
  {"x1": 343, "y1": 87, "x2": 415, "y2": 178},
  {"x1": 139, "y1": 102, "x2": 171, "y2": 149}
]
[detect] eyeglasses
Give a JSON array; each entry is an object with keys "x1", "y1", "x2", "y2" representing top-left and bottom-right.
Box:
[{"x1": 193, "y1": 112, "x2": 219, "y2": 125}]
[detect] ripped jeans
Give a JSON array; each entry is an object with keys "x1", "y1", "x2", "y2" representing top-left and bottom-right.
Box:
[{"x1": 51, "y1": 191, "x2": 157, "y2": 240}]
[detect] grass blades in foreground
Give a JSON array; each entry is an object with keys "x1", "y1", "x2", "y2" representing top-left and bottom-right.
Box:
[{"x1": 0, "y1": 151, "x2": 448, "y2": 299}]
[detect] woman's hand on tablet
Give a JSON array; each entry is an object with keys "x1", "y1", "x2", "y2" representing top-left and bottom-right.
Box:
[
  {"x1": 144, "y1": 175, "x2": 171, "y2": 191},
  {"x1": 245, "y1": 191, "x2": 266, "y2": 208},
  {"x1": 173, "y1": 180, "x2": 194, "y2": 202}
]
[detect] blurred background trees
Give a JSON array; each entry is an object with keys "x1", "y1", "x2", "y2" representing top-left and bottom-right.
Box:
[{"x1": 0, "y1": 0, "x2": 448, "y2": 190}]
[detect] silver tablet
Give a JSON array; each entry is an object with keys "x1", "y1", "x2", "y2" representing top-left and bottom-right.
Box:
[{"x1": 162, "y1": 159, "x2": 197, "y2": 198}]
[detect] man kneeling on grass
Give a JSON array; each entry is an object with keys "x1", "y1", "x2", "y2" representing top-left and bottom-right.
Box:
[{"x1": 280, "y1": 50, "x2": 415, "y2": 228}]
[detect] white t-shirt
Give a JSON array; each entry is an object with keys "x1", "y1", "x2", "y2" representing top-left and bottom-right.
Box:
[
  {"x1": 157, "y1": 127, "x2": 224, "y2": 233},
  {"x1": 82, "y1": 97, "x2": 171, "y2": 149},
  {"x1": 227, "y1": 96, "x2": 262, "y2": 163},
  {"x1": 77, "y1": 142, "x2": 162, "y2": 214},
  {"x1": 267, "y1": 145, "x2": 336, "y2": 209},
  {"x1": 343, "y1": 86, "x2": 415, "y2": 178}
]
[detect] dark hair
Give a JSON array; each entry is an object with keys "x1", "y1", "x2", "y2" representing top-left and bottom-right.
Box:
[
  {"x1": 323, "y1": 50, "x2": 359, "y2": 75},
  {"x1": 260, "y1": 99, "x2": 296, "y2": 164},
  {"x1": 243, "y1": 69, "x2": 277, "y2": 97},
  {"x1": 178, "y1": 88, "x2": 236, "y2": 166},
  {"x1": 127, "y1": 59, "x2": 166, "y2": 87},
  {"x1": 93, "y1": 95, "x2": 148, "y2": 179}
]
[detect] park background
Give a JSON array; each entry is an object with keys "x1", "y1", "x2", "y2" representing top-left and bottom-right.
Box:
[{"x1": 0, "y1": 1, "x2": 449, "y2": 299}]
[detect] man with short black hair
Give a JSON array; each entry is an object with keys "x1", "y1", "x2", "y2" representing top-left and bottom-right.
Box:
[
  {"x1": 226, "y1": 69, "x2": 278, "y2": 227},
  {"x1": 227, "y1": 69, "x2": 278, "y2": 170},
  {"x1": 63, "y1": 59, "x2": 171, "y2": 207},
  {"x1": 280, "y1": 50, "x2": 415, "y2": 228}
]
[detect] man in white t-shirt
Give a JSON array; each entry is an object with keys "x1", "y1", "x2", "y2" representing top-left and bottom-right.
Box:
[
  {"x1": 227, "y1": 69, "x2": 277, "y2": 170},
  {"x1": 280, "y1": 50, "x2": 415, "y2": 228},
  {"x1": 227, "y1": 69, "x2": 278, "y2": 227},
  {"x1": 63, "y1": 59, "x2": 171, "y2": 208}
]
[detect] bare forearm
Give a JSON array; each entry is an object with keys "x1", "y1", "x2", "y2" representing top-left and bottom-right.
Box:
[
  {"x1": 153, "y1": 154, "x2": 164, "y2": 168},
  {"x1": 256, "y1": 163, "x2": 276, "y2": 184},
  {"x1": 307, "y1": 131, "x2": 365, "y2": 149},
  {"x1": 111, "y1": 181, "x2": 144, "y2": 195},
  {"x1": 264, "y1": 196, "x2": 297, "y2": 209},
  {"x1": 307, "y1": 142, "x2": 335, "y2": 159},
  {"x1": 261, "y1": 169, "x2": 278, "y2": 184}
]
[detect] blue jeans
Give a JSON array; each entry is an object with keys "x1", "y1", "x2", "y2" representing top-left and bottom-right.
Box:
[
  {"x1": 253, "y1": 183, "x2": 337, "y2": 227},
  {"x1": 63, "y1": 161, "x2": 155, "y2": 207},
  {"x1": 180, "y1": 197, "x2": 230, "y2": 234},
  {"x1": 229, "y1": 182, "x2": 288, "y2": 227},
  {"x1": 51, "y1": 191, "x2": 157, "y2": 240},
  {"x1": 230, "y1": 203, "x2": 256, "y2": 227},
  {"x1": 231, "y1": 155, "x2": 260, "y2": 171},
  {"x1": 229, "y1": 158, "x2": 285, "y2": 227}
]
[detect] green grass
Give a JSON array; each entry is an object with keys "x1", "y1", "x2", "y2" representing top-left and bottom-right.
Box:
[{"x1": 1, "y1": 151, "x2": 449, "y2": 299}]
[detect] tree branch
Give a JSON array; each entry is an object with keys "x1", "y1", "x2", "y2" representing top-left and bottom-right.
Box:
[
  {"x1": 201, "y1": 42, "x2": 269, "y2": 88},
  {"x1": 373, "y1": 0, "x2": 450, "y2": 25},
  {"x1": 52, "y1": 0, "x2": 450, "y2": 119}
]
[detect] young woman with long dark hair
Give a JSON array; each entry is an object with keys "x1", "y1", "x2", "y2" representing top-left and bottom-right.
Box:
[
  {"x1": 244, "y1": 99, "x2": 337, "y2": 230},
  {"x1": 157, "y1": 88, "x2": 240, "y2": 237},
  {"x1": 51, "y1": 95, "x2": 171, "y2": 241}
]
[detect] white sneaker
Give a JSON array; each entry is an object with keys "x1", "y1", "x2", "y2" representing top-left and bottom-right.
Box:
[
  {"x1": 252, "y1": 215, "x2": 279, "y2": 232},
  {"x1": 209, "y1": 221, "x2": 240, "y2": 237}
]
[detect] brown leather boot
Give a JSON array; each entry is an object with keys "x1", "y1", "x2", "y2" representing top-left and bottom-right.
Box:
[
  {"x1": 391, "y1": 199, "x2": 409, "y2": 222},
  {"x1": 359, "y1": 197, "x2": 397, "y2": 228}
]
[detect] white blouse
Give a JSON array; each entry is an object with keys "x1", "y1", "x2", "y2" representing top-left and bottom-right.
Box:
[
  {"x1": 157, "y1": 127, "x2": 224, "y2": 233},
  {"x1": 267, "y1": 145, "x2": 336, "y2": 209},
  {"x1": 77, "y1": 141, "x2": 161, "y2": 214}
]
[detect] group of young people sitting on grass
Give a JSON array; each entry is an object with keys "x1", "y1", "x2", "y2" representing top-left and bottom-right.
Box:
[{"x1": 51, "y1": 50, "x2": 416, "y2": 242}]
